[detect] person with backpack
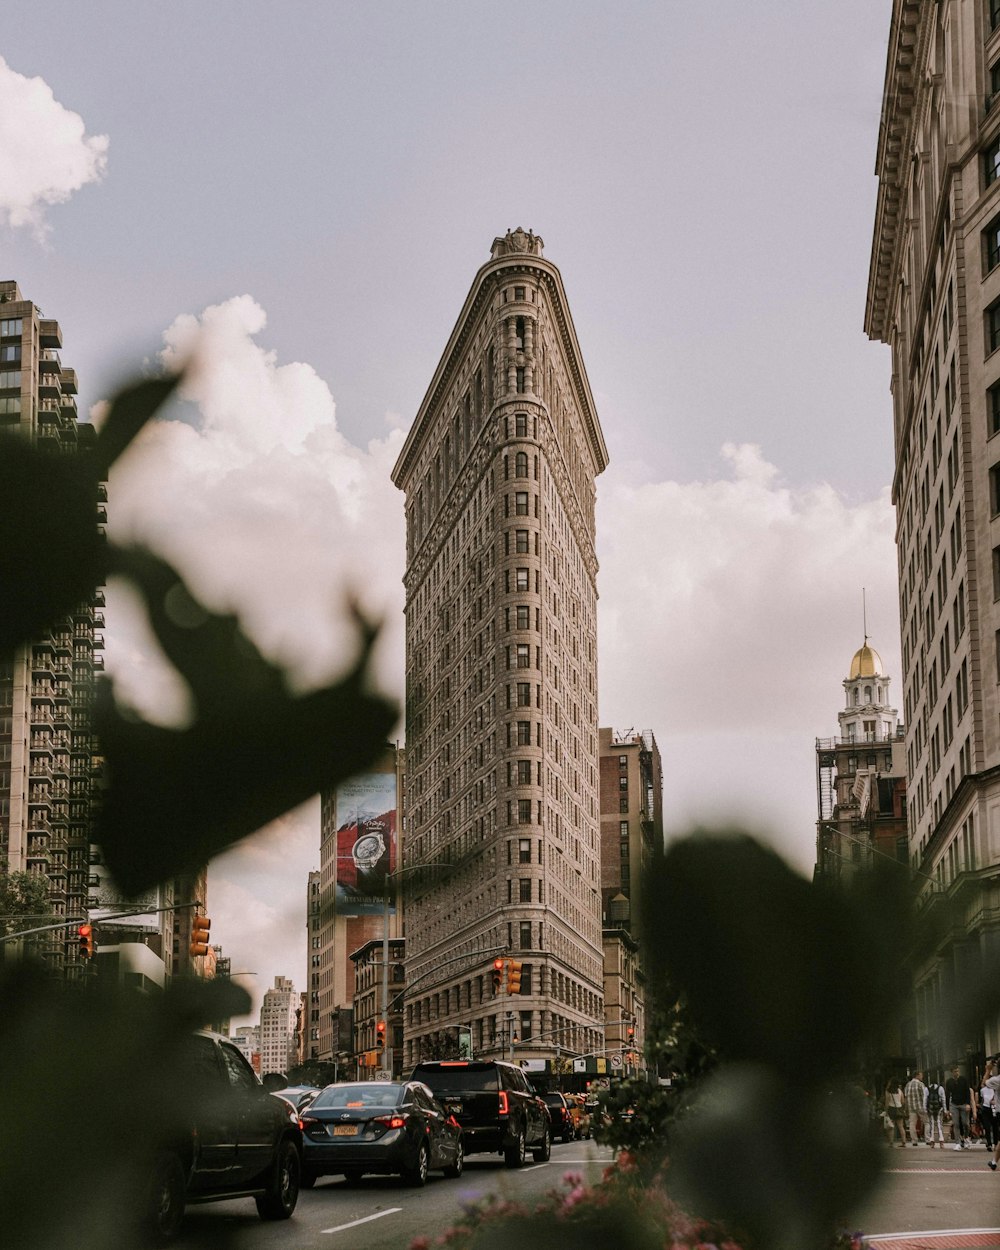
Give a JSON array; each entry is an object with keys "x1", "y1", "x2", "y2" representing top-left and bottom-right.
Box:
[
  {"x1": 925, "y1": 1075, "x2": 947, "y2": 1148},
  {"x1": 904, "y1": 1070, "x2": 928, "y2": 1146}
]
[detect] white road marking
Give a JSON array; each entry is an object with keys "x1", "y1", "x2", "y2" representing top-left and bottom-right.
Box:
[
  {"x1": 522, "y1": 1163, "x2": 550, "y2": 1171},
  {"x1": 321, "y1": 1208, "x2": 403, "y2": 1234}
]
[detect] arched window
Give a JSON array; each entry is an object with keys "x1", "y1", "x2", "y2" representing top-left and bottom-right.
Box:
[
  {"x1": 515, "y1": 451, "x2": 528, "y2": 478},
  {"x1": 864, "y1": 685, "x2": 872, "y2": 703},
  {"x1": 853, "y1": 689, "x2": 860, "y2": 706}
]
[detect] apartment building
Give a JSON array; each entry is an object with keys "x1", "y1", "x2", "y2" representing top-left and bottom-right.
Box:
[
  {"x1": 866, "y1": 0, "x2": 1000, "y2": 1064},
  {"x1": 0, "y1": 280, "x2": 103, "y2": 979}
]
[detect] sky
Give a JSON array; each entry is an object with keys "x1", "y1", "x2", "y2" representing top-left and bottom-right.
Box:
[{"x1": 1, "y1": 2, "x2": 900, "y2": 1024}]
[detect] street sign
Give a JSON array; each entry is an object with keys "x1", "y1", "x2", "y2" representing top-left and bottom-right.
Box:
[
  {"x1": 573, "y1": 1057, "x2": 586, "y2": 1072},
  {"x1": 375, "y1": 1068, "x2": 392, "y2": 1080},
  {"x1": 610, "y1": 1053, "x2": 623, "y2": 1068}
]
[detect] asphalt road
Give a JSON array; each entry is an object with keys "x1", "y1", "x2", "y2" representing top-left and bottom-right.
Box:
[
  {"x1": 173, "y1": 1137, "x2": 616, "y2": 1250},
  {"x1": 851, "y1": 1142, "x2": 1000, "y2": 1245},
  {"x1": 170, "y1": 1137, "x2": 1000, "y2": 1250}
]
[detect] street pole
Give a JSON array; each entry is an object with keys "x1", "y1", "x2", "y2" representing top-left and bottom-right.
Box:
[{"x1": 382, "y1": 885, "x2": 391, "y2": 1078}]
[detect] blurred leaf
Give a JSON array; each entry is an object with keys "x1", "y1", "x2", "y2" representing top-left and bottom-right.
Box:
[
  {"x1": 94, "y1": 550, "x2": 397, "y2": 894},
  {"x1": 0, "y1": 374, "x2": 177, "y2": 651},
  {"x1": 644, "y1": 831, "x2": 913, "y2": 1076},
  {"x1": 0, "y1": 963, "x2": 248, "y2": 1250},
  {"x1": 669, "y1": 1065, "x2": 881, "y2": 1250}
]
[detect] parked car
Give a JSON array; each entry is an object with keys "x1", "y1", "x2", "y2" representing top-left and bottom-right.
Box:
[
  {"x1": 540, "y1": 1091, "x2": 576, "y2": 1143},
  {"x1": 411, "y1": 1060, "x2": 551, "y2": 1166},
  {"x1": 145, "y1": 1030, "x2": 303, "y2": 1244},
  {"x1": 298, "y1": 1080, "x2": 463, "y2": 1187}
]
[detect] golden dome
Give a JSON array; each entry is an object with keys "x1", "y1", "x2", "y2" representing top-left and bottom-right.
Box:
[{"x1": 849, "y1": 641, "x2": 883, "y2": 679}]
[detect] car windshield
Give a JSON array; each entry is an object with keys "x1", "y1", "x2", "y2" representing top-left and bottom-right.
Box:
[
  {"x1": 415, "y1": 1065, "x2": 499, "y2": 1092},
  {"x1": 311, "y1": 1083, "x2": 402, "y2": 1109}
]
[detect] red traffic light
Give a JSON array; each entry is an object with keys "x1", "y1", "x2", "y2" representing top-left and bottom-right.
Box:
[
  {"x1": 77, "y1": 923, "x2": 94, "y2": 959},
  {"x1": 376, "y1": 1020, "x2": 386, "y2": 1050},
  {"x1": 491, "y1": 958, "x2": 504, "y2": 993}
]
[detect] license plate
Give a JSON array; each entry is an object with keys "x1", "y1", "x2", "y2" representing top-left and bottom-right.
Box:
[{"x1": 332, "y1": 1125, "x2": 359, "y2": 1137}]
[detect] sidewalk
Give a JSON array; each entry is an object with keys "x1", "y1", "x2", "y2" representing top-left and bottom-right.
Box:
[{"x1": 864, "y1": 1233, "x2": 1000, "y2": 1249}]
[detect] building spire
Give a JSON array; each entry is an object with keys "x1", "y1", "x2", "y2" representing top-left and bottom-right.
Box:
[{"x1": 862, "y1": 587, "x2": 868, "y2": 645}]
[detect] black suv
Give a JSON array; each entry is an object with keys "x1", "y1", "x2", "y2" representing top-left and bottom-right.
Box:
[
  {"x1": 410, "y1": 1060, "x2": 550, "y2": 1167},
  {"x1": 146, "y1": 1031, "x2": 303, "y2": 1243}
]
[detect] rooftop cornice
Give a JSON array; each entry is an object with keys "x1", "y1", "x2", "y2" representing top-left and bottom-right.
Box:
[
  {"x1": 392, "y1": 247, "x2": 608, "y2": 490},
  {"x1": 865, "y1": 0, "x2": 928, "y2": 343}
]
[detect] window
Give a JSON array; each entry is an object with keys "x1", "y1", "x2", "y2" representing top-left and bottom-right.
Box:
[
  {"x1": 514, "y1": 286, "x2": 526, "y2": 301},
  {"x1": 987, "y1": 298, "x2": 1000, "y2": 354},
  {"x1": 516, "y1": 605, "x2": 530, "y2": 630},
  {"x1": 515, "y1": 491, "x2": 529, "y2": 515},
  {"x1": 619, "y1": 797, "x2": 628, "y2": 813},
  {"x1": 619, "y1": 775, "x2": 628, "y2": 790},
  {"x1": 620, "y1": 820, "x2": 629, "y2": 837},
  {"x1": 993, "y1": 0, "x2": 1000, "y2": 33},
  {"x1": 519, "y1": 1010, "x2": 533, "y2": 1041},
  {"x1": 515, "y1": 413, "x2": 527, "y2": 437},
  {"x1": 991, "y1": 463, "x2": 1000, "y2": 515},
  {"x1": 517, "y1": 720, "x2": 531, "y2": 745},
  {"x1": 987, "y1": 137, "x2": 1000, "y2": 187},
  {"x1": 516, "y1": 643, "x2": 530, "y2": 669},
  {"x1": 515, "y1": 451, "x2": 528, "y2": 477},
  {"x1": 518, "y1": 838, "x2": 531, "y2": 864},
  {"x1": 516, "y1": 681, "x2": 531, "y2": 706},
  {"x1": 515, "y1": 367, "x2": 526, "y2": 394},
  {"x1": 989, "y1": 382, "x2": 1000, "y2": 438},
  {"x1": 515, "y1": 529, "x2": 529, "y2": 553},
  {"x1": 517, "y1": 759, "x2": 531, "y2": 784},
  {"x1": 519, "y1": 878, "x2": 532, "y2": 902},
  {"x1": 986, "y1": 213, "x2": 1000, "y2": 274},
  {"x1": 992, "y1": 60, "x2": 1000, "y2": 110},
  {"x1": 0, "y1": 319, "x2": 22, "y2": 337},
  {"x1": 519, "y1": 920, "x2": 532, "y2": 949}
]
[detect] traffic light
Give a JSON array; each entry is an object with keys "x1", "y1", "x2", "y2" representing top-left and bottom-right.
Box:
[
  {"x1": 506, "y1": 959, "x2": 523, "y2": 994},
  {"x1": 376, "y1": 1020, "x2": 386, "y2": 1051},
  {"x1": 77, "y1": 923, "x2": 94, "y2": 959},
  {"x1": 491, "y1": 957, "x2": 504, "y2": 993},
  {"x1": 627, "y1": 1022, "x2": 635, "y2": 1042},
  {"x1": 190, "y1": 914, "x2": 211, "y2": 957}
]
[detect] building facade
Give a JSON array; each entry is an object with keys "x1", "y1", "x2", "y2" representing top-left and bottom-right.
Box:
[
  {"x1": 597, "y1": 728, "x2": 662, "y2": 1063},
  {"x1": 259, "y1": 975, "x2": 298, "y2": 1078},
  {"x1": 814, "y1": 641, "x2": 908, "y2": 883},
  {"x1": 0, "y1": 280, "x2": 104, "y2": 979},
  {"x1": 350, "y1": 936, "x2": 405, "y2": 1078},
  {"x1": 867, "y1": 1, "x2": 1000, "y2": 1065},
  {"x1": 316, "y1": 746, "x2": 404, "y2": 1062},
  {"x1": 392, "y1": 229, "x2": 609, "y2": 1070}
]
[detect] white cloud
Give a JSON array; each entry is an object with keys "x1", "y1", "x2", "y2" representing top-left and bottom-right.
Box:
[
  {"x1": 0, "y1": 57, "x2": 108, "y2": 235},
  {"x1": 597, "y1": 441, "x2": 899, "y2": 873},
  {"x1": 102, "y1": 299, "x2": 901, "y2": 1017}
]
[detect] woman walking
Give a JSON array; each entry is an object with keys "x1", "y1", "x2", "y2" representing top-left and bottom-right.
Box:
[{"x1": 884, "y1": 1078, "x2": 907, "y2": 1147}]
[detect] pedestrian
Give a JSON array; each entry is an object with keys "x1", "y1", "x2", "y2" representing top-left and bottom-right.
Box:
[
  {"x1": 980, "y1": 1062, "x2": 998, "y2": 1152},
  {"x1": 884, "y1": 1078, "x2": 907, "y2": 1147},
  {"x1": 904, "y1": 1070, "x2": 928, "y2": 1146},
  {"x1": 925, "y1": 1075, "x2": 947, "y2": 1148},
  {"x1": 984, "y1": 1059, "x2": 1000, "y2": 1171},
  {"x1": 945, "y1": 1065, "x2": 975, "y2": 1149}
]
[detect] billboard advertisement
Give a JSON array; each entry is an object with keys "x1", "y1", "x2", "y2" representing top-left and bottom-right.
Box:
[{"x1": 334, "y1": 771, "x2": 397, "y2": 915}]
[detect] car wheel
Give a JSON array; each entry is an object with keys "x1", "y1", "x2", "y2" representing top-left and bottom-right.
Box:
[
  {"x1": 404, "y1": 1141, "x2": 429, "y2": 1187},
  {"x1": 255, "y1": 1139, "x2": 300, "y2": 1221},
  {"x1": 531, "y1": 1123, "x2": 551, "y2": 1163},
  {"x1": 504, "y1": 1125, "x2": 526, "y2": 1168},
  {"x1": 443, "y1": 1138, "x2": 464, "y2": 1178},
  {"x1": 300, "y1": 1170, "x2": 318, "y2": 1189},
  {"x1": 145, "y1": 1151, "x2": 186, "y2": 1245}
]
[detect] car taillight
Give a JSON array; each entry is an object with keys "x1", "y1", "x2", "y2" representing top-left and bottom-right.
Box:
[
  {"x1": 498, "y1": 1091, "x2": 509, "y2": 1116},
  {"x1": 300, "y1": 1116, "x2": 321, "y2": 1134},
  {"x1": 373, "y1": 1114, "x2": 407, "y2": 1131}
]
